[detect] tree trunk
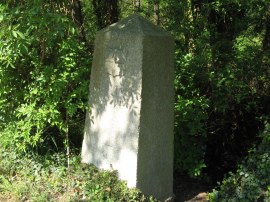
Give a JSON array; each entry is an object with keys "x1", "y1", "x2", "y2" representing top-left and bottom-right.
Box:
[
  {"x1": 70, "y1": 0, "x2": 87, "y2": 42},
  {"x1": 263, "y1": 5, "x2": 270, "y2": 51},
  {"x1": 92, "y1": 0, "x2": 119, "y2": 29},
  {"x1": 191, "y1": 0, "x2": 202, "y2": 20},
  {"x1": 134, "y1": 0, "x2": 140, "y2": 12},
  {"x1": 207, "y1": 3, "x2": 242, "y2": 67},
  {"x1": 154, "y1": 0, "x2": 160, "y2": 25}
]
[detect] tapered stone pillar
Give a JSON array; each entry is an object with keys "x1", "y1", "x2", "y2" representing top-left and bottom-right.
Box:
[{"x1": 82, "y1": 14, "x2": 174, "y2": 201}]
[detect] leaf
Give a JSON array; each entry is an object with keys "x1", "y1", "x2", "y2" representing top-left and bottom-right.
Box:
[
  {"x1": 71, "y1": 27, "x2": 75, "y2": 34},
  {"x1": 17, "y1": 31, "x2": 25, "y2": 39},
  {"x1": 12, "y1": 30, "x2": 17, "y2": 38},
  {"x1": 7, "y1": 60, "x2": 15, "y2": 68}
]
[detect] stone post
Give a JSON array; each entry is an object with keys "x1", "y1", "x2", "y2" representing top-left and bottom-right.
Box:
[{"x1": 82, "y1": 14, "x2": 174, "y2": 201}]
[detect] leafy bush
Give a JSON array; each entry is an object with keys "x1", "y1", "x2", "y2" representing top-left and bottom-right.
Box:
[
  {"x1": 209, "y1": 123, "x2": 270, "y2": 202},
  {"x1": 1, "y1": 0, "x2": 270, "y2": 188},
  {"x1": 0, "y1": 2, "x2": 91, "y2": 152},
  {"x1": 170, "y1": 0, "x2": 270, "y2": 180},
  {"x1": 174, "y1": 51, "x2": 209, "y2": 177},
  {"x1": 0, "y1": 148, "x2": 158, "y2": 202}
]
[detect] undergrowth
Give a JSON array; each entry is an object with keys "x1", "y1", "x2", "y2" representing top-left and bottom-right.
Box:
[
  {"x1": 0, "y1": 148, "x2": 158, "y2": 202},
  {"x1": 209, "y1": 123, "x2": 270, "y2": 202}
]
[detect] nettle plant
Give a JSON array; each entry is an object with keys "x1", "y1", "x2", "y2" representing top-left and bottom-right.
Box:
[{"x1": 0, "y1": 2, "x2": 91, "y2": 152}]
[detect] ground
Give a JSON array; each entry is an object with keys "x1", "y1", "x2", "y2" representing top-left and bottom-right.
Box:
[{"x1": 174, "y1": 173, "x2": 211, "y2": 202}]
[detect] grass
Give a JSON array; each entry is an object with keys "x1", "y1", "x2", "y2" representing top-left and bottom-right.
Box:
[{"x1": 0, "y1": 148, "x2": 158, "y2": 202}]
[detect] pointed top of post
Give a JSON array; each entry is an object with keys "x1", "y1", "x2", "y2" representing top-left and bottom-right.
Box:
[{"x1": 99, "y1": 14, "x2": 172, "y2": 37}]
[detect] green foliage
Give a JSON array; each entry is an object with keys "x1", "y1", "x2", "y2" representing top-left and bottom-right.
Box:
[
  {"x1": 1, "y1": 0, "x2": 270, "y2": 189},
  {"x1": 166, "y1": 0, "x2": 270, "y2": 179},
  {"x1": 0, "y1": 148, "x2": 158, "y2": 201},
  {"x1": 209, "y1": 123, "x2": 270, "y2": 202},
  {"x1": 84, "y1": 170, "x2": 157, "y2": 202},
  {"x1": 0, "y1": 1, "x2": 91, "y2": 152},
  {"x1": 174, "y1": 52, "x2": 209, "y2": 177}
]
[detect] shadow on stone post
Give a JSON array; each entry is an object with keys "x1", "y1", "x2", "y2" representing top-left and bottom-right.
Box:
[{"x1": 81, "y1": 14, "x2": 174, "y2": 201}]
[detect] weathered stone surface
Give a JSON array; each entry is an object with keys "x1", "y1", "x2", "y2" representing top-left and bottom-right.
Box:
[{"x1": 81, "y1": 14, "x2": 174, "y2": 201}]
